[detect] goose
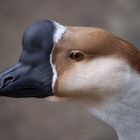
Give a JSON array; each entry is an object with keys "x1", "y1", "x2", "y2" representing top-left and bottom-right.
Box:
[{"x1": 0, "y1": 20, "x2": 140, "y2": 140}]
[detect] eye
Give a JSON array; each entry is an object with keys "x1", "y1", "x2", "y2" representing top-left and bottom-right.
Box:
[{"x1": 69, "y1": 50, "x2": 84, "y2": 61}]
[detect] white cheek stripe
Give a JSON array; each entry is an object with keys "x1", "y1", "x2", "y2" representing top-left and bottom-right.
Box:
[
  {"x1": 53, "y1": 21, "x2": 67, "y2": 43},
  {"x1": 50, "y1": 49, "x2": 57, "y2": 93},
  {"x1": 50, "y1": 21, "x2": 67, "y2": 92}
]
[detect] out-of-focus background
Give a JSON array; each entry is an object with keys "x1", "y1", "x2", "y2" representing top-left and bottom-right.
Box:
[{"x1": 0, "y1": 0, "x2": 139, "y2": 140}]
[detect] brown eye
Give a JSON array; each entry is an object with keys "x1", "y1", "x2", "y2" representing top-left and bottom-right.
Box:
[{"x1": 69, "y1": 50, "x2": 84, "y2": 61}]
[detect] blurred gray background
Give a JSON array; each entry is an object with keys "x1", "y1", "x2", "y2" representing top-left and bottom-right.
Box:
[{"x1": 0, "y1": 0, "x2": 139, "y2": 140}]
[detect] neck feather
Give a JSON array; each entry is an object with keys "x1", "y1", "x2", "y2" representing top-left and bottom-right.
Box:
[{"x1": 87, "y1": 71, "x2": 140, "y2": 140}]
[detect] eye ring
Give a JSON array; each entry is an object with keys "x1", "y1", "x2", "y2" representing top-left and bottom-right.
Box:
[{"x1": 69, "y1": 50, "x2": 84, "y2": 61}]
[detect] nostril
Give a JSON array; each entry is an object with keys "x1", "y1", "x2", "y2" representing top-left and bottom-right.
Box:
[{"x1": 3, "y1": 76, "x2": 16, "y2": 86}]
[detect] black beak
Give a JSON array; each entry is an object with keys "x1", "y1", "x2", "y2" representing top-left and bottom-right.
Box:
[
  {"x1": 0, "y1": 20, "x2": 55, "y2": 98},
  {"x1": 0, "y1": 63, "x2": 52, "y2": 98}
]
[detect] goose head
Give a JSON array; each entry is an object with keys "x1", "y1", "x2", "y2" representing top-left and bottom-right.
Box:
[{"x1": 0, "y1": 20, "x2": 140, "y2": 101}]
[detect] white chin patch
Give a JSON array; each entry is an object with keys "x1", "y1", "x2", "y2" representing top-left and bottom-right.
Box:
[{"x1": 50, "y1": 21, "x2": 67, "y2": 92}]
